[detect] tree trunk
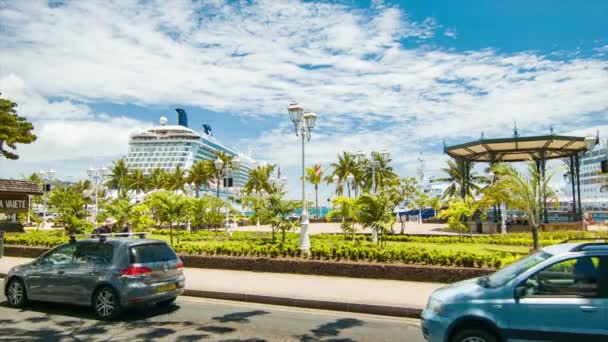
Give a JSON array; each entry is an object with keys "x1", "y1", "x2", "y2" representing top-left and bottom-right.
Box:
[
  {"x1": 196, "y1": 183, "x2": 200, "y2": 198},
  {"x1": 531, "y1": 224, "x2": 539, "y2": 251},
  {"x1": 169, "y1": 222, "x2": 173, "y2": 245},
  {"x1": 271, "y1": 226, "x2": 276, "y2": 242}
]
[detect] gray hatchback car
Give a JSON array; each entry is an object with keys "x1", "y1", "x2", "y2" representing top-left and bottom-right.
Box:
[{"x1": 3, "y1": 234, "x2": 185, "y2": 320}]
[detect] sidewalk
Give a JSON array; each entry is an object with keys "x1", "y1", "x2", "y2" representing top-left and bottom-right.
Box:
[{"x1": 0, "y1": 256, "x2": 442, "y2": 318}]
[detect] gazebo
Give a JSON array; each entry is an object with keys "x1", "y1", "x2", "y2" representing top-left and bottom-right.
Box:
[{"x1": 443, "y1": 132, "x2": 598, "y2": 227}]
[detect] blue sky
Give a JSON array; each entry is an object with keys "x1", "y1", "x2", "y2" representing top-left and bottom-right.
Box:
[{"x1": 0, "y1": 0, "x2": 607, "y2": 199}]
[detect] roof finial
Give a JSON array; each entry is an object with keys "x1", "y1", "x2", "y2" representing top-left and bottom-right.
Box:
[
  {"x1": 480, "y1": 131, "x2": 485, "y2": 140},
  {"x1": 513, "y1": 122, "x2": 519, "y2": 138},
  {"x1": 549, "y1": 126, "x2": 554, "y2": 135}
]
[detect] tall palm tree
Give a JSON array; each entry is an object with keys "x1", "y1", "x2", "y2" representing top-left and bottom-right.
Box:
[
  {"x1": 149, "y1": 168, "x2": 167, "y2": 191},
  {"x1": 305, "y1": 164, "x2": 323, "y2": 218},
  {"x1": 481, "y1": 163, "x2": 558, "y2": 250},
  {"x1": 327, "y1": 152, "x2": 360, "y2": 197},
  {"x1": 435, "y1": 158, "x2": 489, "y2": 199},
  {"x1": 361, "y1": 152, "x2": 398, "y2": 193},
  {"x1": 164, "y1": 166, "x2": 187, "y2": 193},
  {"x1": 244, "y1": 164, "x2": 276, "y2": 196},
  {"x1": 187, "y1": 160, "x2": 213, "y2": 198},
  {"x1": 211, "y1": 151, "x2": 234, "y2": 198},
  {"x1": 126, "y1": 169, "x2": 148, "y2": 194},
  {"x1": 106, "y1": 158, "x2": 130, "y2": 191}
]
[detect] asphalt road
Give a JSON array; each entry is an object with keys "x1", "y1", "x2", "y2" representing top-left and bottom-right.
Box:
[{"x1": 0, "y1": 293, "x2": 425, "y2": 342}]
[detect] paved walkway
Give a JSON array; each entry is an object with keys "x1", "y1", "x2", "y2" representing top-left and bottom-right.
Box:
[{"x1": 0, "y1": 256, "x2": 442, "y2": 316}]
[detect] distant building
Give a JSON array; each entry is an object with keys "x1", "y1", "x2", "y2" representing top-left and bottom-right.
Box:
[{"x1": 124, "y1": 109, "x2": 255, "y2": 195}]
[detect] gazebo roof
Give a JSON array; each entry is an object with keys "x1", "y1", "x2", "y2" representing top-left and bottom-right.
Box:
[
  {"x1": 444, "y1": 135, "x2": 589, "y2": 162},
  {"x1": 0, "y1": 179, "x2": 43, "y2": 195}
]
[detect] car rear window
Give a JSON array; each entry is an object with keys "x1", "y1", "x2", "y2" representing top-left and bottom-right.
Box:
[{"x1": 129, "y1": 243, "x2": 178, "y2": 264}]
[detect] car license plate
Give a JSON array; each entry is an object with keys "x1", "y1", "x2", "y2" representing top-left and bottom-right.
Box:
[{"x1": 156, "y1": 283, "x2": 176, "y2": 293}]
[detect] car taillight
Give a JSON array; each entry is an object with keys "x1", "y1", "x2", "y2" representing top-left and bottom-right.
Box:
[
  {"x1": 176, "y1": 260, "x2": 183, "y2": 269},
  {"x1": 121, "y1": 265, "x2": 151, "y2": 277}
]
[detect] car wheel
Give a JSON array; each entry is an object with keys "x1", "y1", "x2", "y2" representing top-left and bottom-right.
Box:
[
  {"x1": 93, "y1": 286, "x2": 122, "y2": 320},
  {"x1": 6, "y1": 278, "x2": 28, "y2": 308},
  {"x1": 452, "y1": 328, "x2": 497, "y2": 342},
  {"x1": 157, "y1": 297, "x2": 177, "y2": 307}
]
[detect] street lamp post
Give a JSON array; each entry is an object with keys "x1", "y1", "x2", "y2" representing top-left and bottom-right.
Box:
[
  {"x1": 214, "y1": 156, "x2": 241, "y2": 235},
  {"x1": 87, "y1": 167, "x2": 108, "y2": 224},
  {"x1": 37, "y1": 169, "x2": 56, "y2": 225},
  {"x1": 288, "y1": 102, "x2": 317, "y2": 254}
]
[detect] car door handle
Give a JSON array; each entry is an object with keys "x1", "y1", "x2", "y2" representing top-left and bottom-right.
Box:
[{"x1": 580, "y1": 306, "x2": 598, "y2": 313}]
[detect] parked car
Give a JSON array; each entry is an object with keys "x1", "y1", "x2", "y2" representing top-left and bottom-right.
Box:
[
  {"x1": 3, "y1": 234, "x2": 185, "y2": 320},
  {"x1": 422, "y1": 239, "x2": 608, "y2": 342}
]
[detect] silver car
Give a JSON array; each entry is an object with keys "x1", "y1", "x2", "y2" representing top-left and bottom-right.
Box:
[{"x1": 3, "y1": 235, "x2": 185, "y2": 320}]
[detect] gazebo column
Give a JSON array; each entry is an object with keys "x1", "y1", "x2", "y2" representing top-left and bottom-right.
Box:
[
  {"x1": 535, "y1": 160, "x2": 543, "y2": 223},
  {"x1": 541, "y1": 154, "x2": 548, "y2": 224},
  {"x1": 570, "y1": 156, "x2": 577, "y2": 222},
  {"x1": 575, "y1": 154, "x2": 583, "y2": 221}
]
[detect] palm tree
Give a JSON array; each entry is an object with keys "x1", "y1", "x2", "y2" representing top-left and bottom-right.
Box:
[
  {"x1": 261, "y1": 192, "x2": 301, "y2": 243},
  {"x1": 244, "y1": 164, "x2": 276, "y2": 196},
  {"x1": 164, "y1": 166, "x2": 187, "y2": 193},
  {"x1": 106, "y1": 159, "x2": 130, "y2": 191},
  {"x1": 356, "y1": 192, "x2": 395, "y2": 246},
  {"x1": 327, "y1": 152, "x2": 360, "y2": 197},
  {"x1": 149, "y1": 168, "x2": 167, "y2": 191},
  {"x1": 187, "y1": 160, "x2": 213, "y2": 198},
  {"x1": 435, "y1": 158, "x2": 489, "y2": 199},
  {"x1": 126, "y1": 169, "x2": 148, "y2": 194},
  {"x1": 481, "y1": 163, "x2": 558, "y2": 250},
  {"x1": 361, "y1": 152, "x2": 398, "y2": 193},
  {"x1": 305, "y1": 164, "x2": 323, "y2": 218},
  {"x1": 326, "y1": 196, "x2": 358, "y2": 240}
]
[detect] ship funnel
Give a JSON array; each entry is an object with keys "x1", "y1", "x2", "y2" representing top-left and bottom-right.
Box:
[{"x1": 175, "y1": 108, "x2": 188, "y2": 127}]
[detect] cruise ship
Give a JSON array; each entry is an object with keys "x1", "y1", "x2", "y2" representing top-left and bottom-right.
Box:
[
  {"x1": 554, "y1": 136, "x2": 608, "y2": 222},
  {"x1": 125, "y1": 109, "x2": 255, "y2": 195}
]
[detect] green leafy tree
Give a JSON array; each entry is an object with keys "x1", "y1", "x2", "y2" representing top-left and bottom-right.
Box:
[
  {"x1": 187, "y1": 160, "x2": 213, "y2": 198},
  {"x1": 326, "y1": 196, "x2": 359, "y2": 240},
  {"x1": 126, "y1": 168, "x2": 149, "y2": 194},
  {"x1": 438, "y1": 197, "x2": 478, "y2": 238},
  {"x1": 100, "y1": 198, "x2": 135, "y2": 227},
  {"x1": 189, "y1": 195, "x2": 226, "y2": 230},
  {"x1": 243, "y1": 195, "x2": 268, "y2": 226},
  {"x1": 47, "y1": 187, "x2": 92, "y2": 234},
  {"x1": 305, "y1": 165, "x2": 323, "y2": 218},
  {"x1": 356, "y1": 192, "x2": 395, "y2": 247},
  {"x1": 481, "y1": 163, "x2": 558, "y2": 250},
  {"x1": 106, "y1": 159, "x2": 130, "y2": 191},
  {"x1": 147, "y1": 191, "x2": 192, "y2": 244},
  {"x1": 260, "y1": 191, "x2": 301, "y2": 243},
  {"x1": 384, "y1": 177, "x2": 419, "y2": 234},
  {"x1": 0, "y1": 95, "x2": 37, "y2": 160},
  {"x1": 435, "y1": 159, "x2": 489, "y2": 199}
]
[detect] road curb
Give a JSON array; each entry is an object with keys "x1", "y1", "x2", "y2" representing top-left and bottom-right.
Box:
[
  {"x1": 183, "y1": 289, "x2": 422, "y2": 318},
  {"x1": 0, "y1": 274, "x2": 422, "y2": 318}
]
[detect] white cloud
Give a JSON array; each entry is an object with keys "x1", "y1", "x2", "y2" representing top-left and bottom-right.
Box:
[{"x1": 1, "y1": 0, "x2": 607, "y2": 197}]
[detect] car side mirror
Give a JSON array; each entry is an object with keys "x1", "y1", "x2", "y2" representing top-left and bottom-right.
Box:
[{"x1": 514, "y1": 286, "x2": 526, "y2": 301}]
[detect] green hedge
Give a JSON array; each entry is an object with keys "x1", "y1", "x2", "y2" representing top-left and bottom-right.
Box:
[{"x1": 9, "y1": 229, "x2": 603, "y2": 269}]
